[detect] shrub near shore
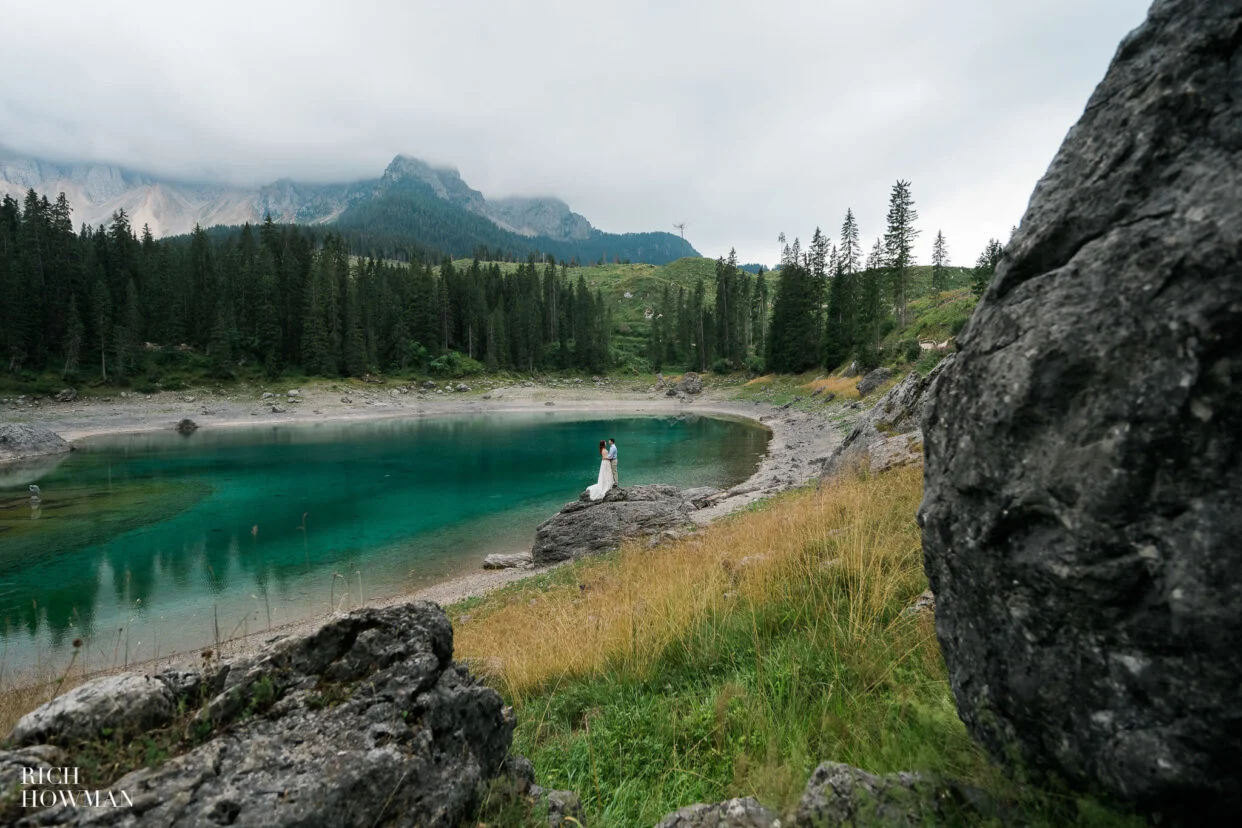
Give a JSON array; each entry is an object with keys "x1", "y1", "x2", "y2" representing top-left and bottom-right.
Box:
[{"x1": 455, "y1": 466, "x2": 1144, "y2": 827}]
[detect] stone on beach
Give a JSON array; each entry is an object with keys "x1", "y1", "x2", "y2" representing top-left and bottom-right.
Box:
[
  {"x1": 0, "y1": 423, "x2": 72, "y2": 463},
  {"x1": 482, "y1": 552, "x2": 534, "y2": 570}
]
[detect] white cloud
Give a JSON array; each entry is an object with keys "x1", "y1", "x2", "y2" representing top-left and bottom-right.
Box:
[{"x1": 0, "y1": 0, "x2": 1150, "y2": 265}]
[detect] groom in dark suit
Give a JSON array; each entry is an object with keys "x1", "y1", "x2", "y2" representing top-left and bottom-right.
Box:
[{"x1": 607, "y1": 438, "x2": 619, "y2": 486}]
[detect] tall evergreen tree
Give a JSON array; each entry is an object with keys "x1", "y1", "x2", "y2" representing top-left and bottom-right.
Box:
[
  {"x1": 89, "y1": 279, "x2": 112, "y2": 380},
  {"x1": 883, "y1": 180, "x2": 919, "y2": 326},
  {"x1": 750, "y1": 270, "x2": 769, "y2": 362},
  {"x1": 766, "y1": 259, "x2": 819, "y2": 374},
  {"x1": 839, "y1": 209, "x2": 861, "y2": 277},
  {"x1": 63, "y1": 294, "x2": 83, "y2": 377},
  {"x1": 971, "y1": 238, "x2": 1004, "y2": 298},
  {"x1": 931, "y1": 230, "x2": 950, "y2": 293}
]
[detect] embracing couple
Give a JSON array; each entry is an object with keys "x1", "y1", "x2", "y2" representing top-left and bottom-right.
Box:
[{"x1": 587, "y1": 438, "x2": 619, "y2": 501}]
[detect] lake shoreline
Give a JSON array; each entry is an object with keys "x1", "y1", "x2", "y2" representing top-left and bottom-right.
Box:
[{"x1": 3, "y1": 380, "x2": 847, "y2": 680}]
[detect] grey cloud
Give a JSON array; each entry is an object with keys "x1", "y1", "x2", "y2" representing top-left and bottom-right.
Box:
[{"x1": 1, "y1": 0, "x2": 1149, "y2": 265}]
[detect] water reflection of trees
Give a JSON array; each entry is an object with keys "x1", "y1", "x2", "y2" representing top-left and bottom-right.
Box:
[{"x1": 1, "y1": 414, "x2": 769, "y2": 653}]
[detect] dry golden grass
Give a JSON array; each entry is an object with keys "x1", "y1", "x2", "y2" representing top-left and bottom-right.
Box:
[
  {"x1": 744, "y1": 374, "x2": 775, "y2": 386},
  {"x1": 0, "y1": 663, "x2": 90, "y2": 738},
  {"x1": 802, "y1": 375, "x2": 861, "y2": 399},
  {"x1": 454, "y1": 464, "x2": 926, "y2": 705}
]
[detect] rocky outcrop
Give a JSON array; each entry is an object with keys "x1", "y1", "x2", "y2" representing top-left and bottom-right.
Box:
[
  {"x1": 653, "y1": 762, "x2": 991, "y2": 827},
  {"x1": 677, "y1": 372, "x2": 704, "y2": 395},
  {"x1": 795, "y1": 762, "x2": 987, "y2": 826},
  {"x1": 5, "y1": 603, "x2": 513, "y2": 827},
  {"x1": 482, "y1": 552, "x2": 534, "y2": 570},
  {"x1": 855, "y1": 367, "x2": 892, "y2": 396},
  {"x1": 175, "y1": 418, "x2": 198, "y2": 434},
  {"x1": 821, "y1": 356, "x2": 952, "y2": 478},
  {"x1": 920, "y1": 0, "x2": 1242, "y2": 816},
  {"x1": 655, "y1": 797, "x2": 779, "y2": 828},
  {"x1": 8, "y1": 674, "x2": 179, "y2": 749},
  {"x1": 531, "y1": 485, "x2": 700, "y2": 565},
  {"x1": 0, "y1": 423, "x2": 71, "y2": 464}
]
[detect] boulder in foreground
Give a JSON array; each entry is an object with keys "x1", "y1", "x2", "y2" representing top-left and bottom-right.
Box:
[
  {"x1": 921, "y1": 0, "x2": 1242, "y2": 815},
  {"x1": 6, "y1": 602, "x2": 513, "y2": 827}
]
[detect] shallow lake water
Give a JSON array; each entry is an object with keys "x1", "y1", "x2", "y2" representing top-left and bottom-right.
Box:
[{"x1": 0, "y1": 412, "x2": 767, "y2": 673}]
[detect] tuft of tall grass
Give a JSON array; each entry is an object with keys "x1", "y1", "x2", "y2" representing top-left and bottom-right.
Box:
[
  {"x1": 458, "y1": 466, "x2": 926, "y2": 703},
  {"x1": 0, "y1": 664, "x2": 90, "y2": 738},
  {"x1": 802, "y1": 375, "x2": 861, "y2": 399}
]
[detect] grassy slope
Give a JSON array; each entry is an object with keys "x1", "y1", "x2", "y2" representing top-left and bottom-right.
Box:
[{"x1": 456, "y1": 467, "x2": 1144, "y2": 827}]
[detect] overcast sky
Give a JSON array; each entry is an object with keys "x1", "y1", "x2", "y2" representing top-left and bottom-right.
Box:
[{"x1": 1, "y1": 0, "x2": 1150, "y2": 266}]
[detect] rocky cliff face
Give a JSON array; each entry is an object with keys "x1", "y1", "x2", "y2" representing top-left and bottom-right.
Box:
[
  {"x1": 0, "y1": 148, "x2": 602, "y2": 244},
  {"x1": 821, "y1": 356, "x2": 952, "y2": 479},
  {"x1": 920, "y1": 0, "x2": 1242, "y2": 816},
  {"x1": 485, "y1": 196, "x2": 593, "y2": 241},
  {"x1": 2, "y1": 603, "x2": 514, "y2": 827}
]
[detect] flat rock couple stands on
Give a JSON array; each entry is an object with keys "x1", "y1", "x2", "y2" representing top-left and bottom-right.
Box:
[{"x1": 587, "y1": 438, "x2": 619, "y2": 501}]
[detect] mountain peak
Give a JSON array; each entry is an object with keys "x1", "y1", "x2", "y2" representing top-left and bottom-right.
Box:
[{"x1": 0, "y1": 149, "x2": 698, "y2": 261}]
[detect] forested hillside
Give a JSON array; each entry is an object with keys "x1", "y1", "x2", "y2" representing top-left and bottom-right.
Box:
[
  {"x1": 0, "y1": 180, "x2": 1003, "y2": 391},
  {"x1": 332, "y1": 174, "x2": 696, "y2": 265}
]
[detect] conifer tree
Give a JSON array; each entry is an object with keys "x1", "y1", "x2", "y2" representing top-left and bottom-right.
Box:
[
  {"x1": 883, "y1": 180, "x2": 919, "y2": 326},
  {"x1": 931, "y1": 230, "x2": 950, "y2": 293},
  {"x1": 839, "y1": 209, "x2": 861, "y2": 276},
  {"x1": 766, "y1": 259, "x2": 819, "y2": 374},
  {"x1": 207, "y1": 305, "x2": 236, "y2": 378},
  {"x1": 750, "y1": 271, "x2": 768, "y2": 362},
  {"x1": 63, "y1": 295, "x2": 83, "y2": 377},
  {"x1": 300, "y1": 271, "x2": 333, "y2": 375},
  {"x1": 342, "y1": 278, "x2": 367, "y2": 376},
  {"x1": 855, "y1": 266, "x2": 885, "y2": 372},
  {"x1": 90, "y1": 279, "x2": 111, "y2": 380},
  {"x1": 971, "y1": 238, "x2": 1004, "y2": 298},
  {"x1": 115, "y1": 279, "x2": 141, "y2": 377},
  {"x1": 865, "y1": 237, "x2": 885, "y2": 271},
  {"x1": 823, "y1": 257, "x2": 851, "y2": 370}
]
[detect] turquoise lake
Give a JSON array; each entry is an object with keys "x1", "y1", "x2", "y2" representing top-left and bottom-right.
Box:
[{"x1": 0, "y1": 413, "x2": 767, "y2": 673}]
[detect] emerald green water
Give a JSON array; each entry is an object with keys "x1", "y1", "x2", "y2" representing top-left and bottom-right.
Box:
[{"x1": 0, "y1": 413, "x2": 767, "y2": 673}]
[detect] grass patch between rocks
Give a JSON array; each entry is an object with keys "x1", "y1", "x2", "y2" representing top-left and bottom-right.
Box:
[{"x1": 452, "y1": 466, "x2": 1145, "y2": 827}]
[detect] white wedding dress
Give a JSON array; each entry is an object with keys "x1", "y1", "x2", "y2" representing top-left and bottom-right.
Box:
[{"x1": 587, "y1": 452, "x2": 615, "y2": 501}]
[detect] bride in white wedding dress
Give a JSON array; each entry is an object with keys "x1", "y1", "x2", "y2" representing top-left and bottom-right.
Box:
[{"x1": 586, "y1": 439, "x2": 615, "y2": 501}]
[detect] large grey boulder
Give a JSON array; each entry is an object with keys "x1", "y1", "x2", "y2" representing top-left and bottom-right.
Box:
[
  {"x1": 0, "y1": 424, "x2": 71, "y2": 464},
  {"x1": 821, "y1": 356, "x2": 952, "y2": 479},
  {"x1": 854, "y1": 367, "x2": 892, "y2": 396},
  {"x1": 7, "y1": 603, "x2": 513, "y2": 827},
  {"x1": 677, "y1": 371, "x2": 703, "y2": 394},
  {"x1": 531, "y1": 485, "x2": 698, "y2": 565},
  {"x1": 920, "y1": 0, "x2": 1242, "y2": 816},
  {"x1": 795, "y1": 762, "x2": 985, "y2": 826},
  {"x1": 8, "y1": 674, "x2": 178, "y2": 748}
]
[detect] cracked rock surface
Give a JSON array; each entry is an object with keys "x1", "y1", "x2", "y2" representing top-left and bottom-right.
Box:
[
  {"x1": 7, "y1": 603, "x2": 513, "y2": 827},
  {"x1": 921, "y1": 0, "x2": 1242, "y2": 816}
]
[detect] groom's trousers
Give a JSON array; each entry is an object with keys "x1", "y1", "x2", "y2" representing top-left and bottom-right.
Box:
[{"x1": 610, "y1": 458, "x2": 619, "y2": 485}]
